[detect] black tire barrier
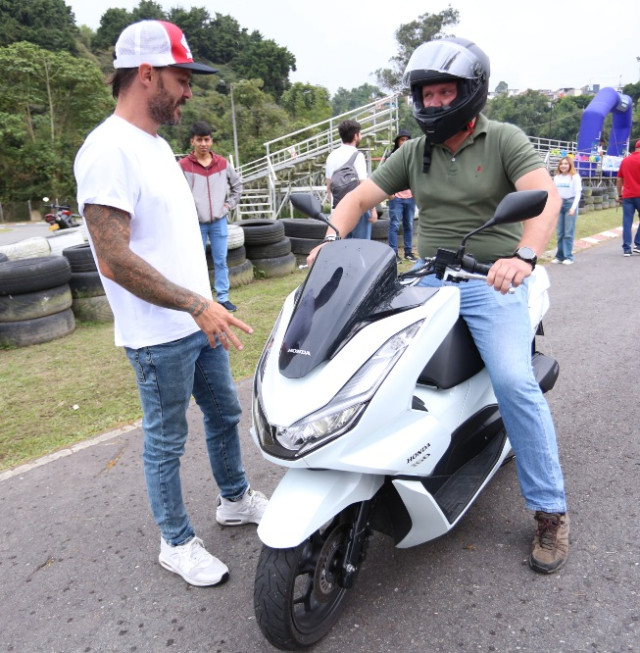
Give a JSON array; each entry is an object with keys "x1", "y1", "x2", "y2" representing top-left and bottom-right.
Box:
[
  {"x1": 209, "y1": 258, "x2": 254, "y2": 289},
  {"x1": 245, "y1": 237, "x2": 292, "y2": 260},
  {"x1": 371, "y1": 219, "x2": 390, "y2": 241},
  {"x1": 0, "y1": 307, "x2": 75, "y2": 348},
  {"x1": 226, "y1": 244, "x2": 246, "y2": 267},
  {"x1": 68, "y1": 271, "x2": 105, "y2": 298},
  {"x1": 62, "y1": 243, "x2": 98, "y2": 273},
  {"x1": 71, "y1": 295, "x2": 114, "y2": 323},
  {"x1": 0, "y1": 256, "x2": 71, "y2": 295},
  {"x1": 280, "y1": 218, "x2": 327, "y2": 239},
  {"x1": 0, "y1": 284, "x2": 72, "y2": 322},
  {"x1": 229, "y1": 258, "x2": 254, "y2": 287},
  {"x1": 288, "y1": 236, "x2": 324, "y2": 256},
  {"x1": 250, "y1": 252, "x2": 296, "y2": 278},
  {"x1": 239, "y1": 219, "x2": 285, "y2": 246}
]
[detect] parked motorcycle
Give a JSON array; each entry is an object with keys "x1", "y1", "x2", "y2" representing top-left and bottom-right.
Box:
[
  {"x1": 251, "y1": 190, "x2": 558, "y2": 650},
  {"x1": 42, "y1": 197, "x2": 81, "y2": 230}
]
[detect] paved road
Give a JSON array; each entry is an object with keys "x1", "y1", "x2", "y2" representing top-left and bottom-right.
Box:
[
  {"x1": 0, "y1": 221, "x2": 53, "y2": 246},
  {"x1": 1, "y1": 235, "x2": 639, "y2": 653}
]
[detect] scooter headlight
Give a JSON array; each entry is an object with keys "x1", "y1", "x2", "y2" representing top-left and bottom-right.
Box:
[{"x1": 267, "y1": 320, "x2": 423, "y2": 457}]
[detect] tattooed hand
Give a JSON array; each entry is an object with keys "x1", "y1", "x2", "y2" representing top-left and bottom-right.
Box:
[{"x1": 83, "y1": 204, "x2": 253, "y2": 350}]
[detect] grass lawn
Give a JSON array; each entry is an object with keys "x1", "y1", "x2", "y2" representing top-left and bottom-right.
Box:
[{"x1": 0, "y1": 206, "x2": 623, "y2": 471}]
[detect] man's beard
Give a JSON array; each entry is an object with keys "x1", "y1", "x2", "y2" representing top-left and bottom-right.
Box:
[{"x1": 148, "y1": 74, "x2": 184, "y2": 126}]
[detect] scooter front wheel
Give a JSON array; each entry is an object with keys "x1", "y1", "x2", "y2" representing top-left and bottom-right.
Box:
[{"x1": 254, "y1": 510, "x2": 360, "y2": 650}]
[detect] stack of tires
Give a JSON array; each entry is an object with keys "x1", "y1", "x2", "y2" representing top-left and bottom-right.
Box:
[
  {"x1": 206, "y1": 223, "x2": 254, "y2": 289},
  {"x1": 0, "y1": 255, "x2": 75, "y2": 347},
  {"x1": 280, "y1": 218, "x2": 326, "y2": 264},
  {"x1": 239, "y1": 219, "x2": 296, "y2": 278},
  {"x1": 371, "y1": 218, "x2": 390, "y2": 244},
  {"x1": 62, "y1": 243, "x2": 113, "y2": 323}
]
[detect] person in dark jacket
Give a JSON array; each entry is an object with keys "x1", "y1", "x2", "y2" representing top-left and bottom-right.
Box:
[
  {"x1": 180, "y1": 121, "x2": 243, "y2": 312},
  {"x1": 383, "y1": 129, "x2": 417, "y2": 263}
]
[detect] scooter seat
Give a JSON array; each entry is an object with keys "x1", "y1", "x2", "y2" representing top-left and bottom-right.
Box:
[{"x1": 417, "y1": 317, "x2": 484, "y2": 389}]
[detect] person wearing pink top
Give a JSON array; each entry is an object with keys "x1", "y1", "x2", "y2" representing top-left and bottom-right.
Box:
[{"x1": 383, "y1": 130, "x2": 417, "y2": 263}]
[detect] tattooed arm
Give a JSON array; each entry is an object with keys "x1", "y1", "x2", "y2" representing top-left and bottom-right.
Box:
[{"x1": 83, "y1": 204, "x2": 252, "y2": 349}]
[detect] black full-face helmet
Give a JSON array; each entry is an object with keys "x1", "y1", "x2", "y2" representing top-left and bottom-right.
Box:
[{"x1": 402, "y1": 37, "x2": 490, "y2": 144}]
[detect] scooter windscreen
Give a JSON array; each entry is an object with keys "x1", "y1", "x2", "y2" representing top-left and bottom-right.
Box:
[{"x1": 279, "y1": 239, "x2": 435, "y2": 378}]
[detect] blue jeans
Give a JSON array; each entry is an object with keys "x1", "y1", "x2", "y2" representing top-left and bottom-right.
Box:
[
  {"x1": 388, "y1": 197, "x2": 415, "y2": 255},
  {"x1": 125, "y1": 330, "x2": 248, "y2": 546},
  {"x1": 346, "y1": 211, "x2": 372, "y2": 240},
  {"x1": 200, "y1": 218, "x2": 229, "y2": 302},
  {"x1": 621, "y1": 197, "x2": 640, "y2": 253},
  {"x1": 416, "y1": 274, "x2": 566, "y2": 513},
  {"x1": 555, "y1": 198, "x2": 577, "y2": 262}
]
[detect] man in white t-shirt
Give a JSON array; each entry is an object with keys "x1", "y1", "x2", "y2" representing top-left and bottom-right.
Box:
[
  {"x1": 325, "y1": 119, "x2": 377, "y2": 238},
  {"x1": 74, "y1": 20, "x2": 268, "y2": 588}
]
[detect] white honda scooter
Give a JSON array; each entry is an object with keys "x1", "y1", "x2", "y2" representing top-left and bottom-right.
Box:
[{"x1": 251, "y1": 191, "x2": 558, "y2": 650}]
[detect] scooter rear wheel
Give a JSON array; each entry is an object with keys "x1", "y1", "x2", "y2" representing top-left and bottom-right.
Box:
[{"x1": 254, "y1": 511, "x2": 358, "y2": 650}]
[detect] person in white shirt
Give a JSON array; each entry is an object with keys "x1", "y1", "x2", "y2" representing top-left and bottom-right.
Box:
[
  {"x1": 325, "y1": 119, "x2": 377, "y2": 238},
  {"x1": 74, "y1": 19, "x2": 268, "y2": 588},
  {"x1": 551, "y1": 156, "x2": 582, "y2": 265}
]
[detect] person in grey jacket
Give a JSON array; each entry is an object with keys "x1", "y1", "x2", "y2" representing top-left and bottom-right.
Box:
[{"x1": 180, "y1": 121, "x2": 243, "y2": 312}]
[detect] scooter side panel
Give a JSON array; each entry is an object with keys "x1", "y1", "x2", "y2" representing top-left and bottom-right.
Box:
[
  {"x1": 391, "y1": 480, "x2": 451, "y2": 547},
  {"x1": 256, "y1": 469, "x2": 383, "y2": 548}
]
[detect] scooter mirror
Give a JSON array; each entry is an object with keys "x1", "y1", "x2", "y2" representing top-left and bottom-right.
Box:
[
  {"x1": 461, "y1": 190, "x2": 548, "y2": 247},
  {"x1": 290, "y1": 193, "x2": 323, "y2": 219},
  {"x1": 490, "y1": 190, "x2": 548, "y2": 226}
]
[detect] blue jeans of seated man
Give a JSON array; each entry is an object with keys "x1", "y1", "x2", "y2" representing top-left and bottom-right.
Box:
[
  {"x1": 621, "y1": 197, "x2": 640, "y2": 253},
  {"x1": 200, "y1": 218, "x2": 229, "y2": 302},
  {"x1": 555, "y1": 198, "x2": 577, "y2": 262},
  {"x1": 345, "y1": 211, "x2": 372, "y2": 240},
  {"x1": 416, "y1": 273, "x2": 567, "y2": 514},
  {"x1": 388, "y1": 197, "x2": 415, "y2": 255},
  {"x1": 125, "y1": 329, "x2": 248, "y2": 546}
]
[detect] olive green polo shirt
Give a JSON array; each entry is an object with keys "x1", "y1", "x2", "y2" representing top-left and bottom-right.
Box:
[{"x1": 371, "y1": 114, "x2": 544, "y2": 262}]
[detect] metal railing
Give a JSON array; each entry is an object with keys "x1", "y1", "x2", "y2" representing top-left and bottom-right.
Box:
[{"x1": 234, "y1": 95, "x2": 399, "y2": 219}]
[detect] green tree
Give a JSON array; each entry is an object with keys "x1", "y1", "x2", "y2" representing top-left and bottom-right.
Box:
[
  {"x1": 0, "y1": 0, "x2": 79, "y2": 53},
  {"x1": 484, "y1": 90, "x2": 552, "y2": 137},
  {"x1": 131, "y1": 0, "x2": 166, "y2": 22},
  {"x1": 92, "y1": 8, "x2": 132, "y2": 51},
  {"x1": 231, "y1": 33, "x2": 296, "y2": 101},
  {"x1": 494, "y1": 81, "x2": 508, "y2": 95},
  {"x1": 207, "y1": 14, "x2": 250, "y2": 65},
  {"x1": 280, "y1": 83, "x2": 332, "y2": 127},
  {"x1": 331, "y1": 84, "x2": 386, "y2": 116},
  {"x1": 0, "y1": 41, "x2": 113, "y2": 202},
  {"x1": 375, "y1": 5, "x2": 460, "y2": 92}
]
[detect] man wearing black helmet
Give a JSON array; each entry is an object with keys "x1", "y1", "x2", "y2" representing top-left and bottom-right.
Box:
[{"x1": 308, "y1": 37, "x2": 568, "y2": 574}]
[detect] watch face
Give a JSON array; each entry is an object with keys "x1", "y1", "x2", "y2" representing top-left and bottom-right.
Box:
[{"x1": 517, "y1": 247, "x2": 536, "y2": 260}]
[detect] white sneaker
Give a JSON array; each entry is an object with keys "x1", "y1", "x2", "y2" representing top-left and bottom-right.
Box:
[
  {"x1": 551, "y1": 258, "x2": 561, "y2": 264},
  {"x1": 216, "y1": 488, "x2": 269, "y2": 526},
  {"x1": 159, "y1": 536, "x2": 229, "y2": 586},
  {"x1": 561, "y1": 259, "x2": 574, "y2": 265}
]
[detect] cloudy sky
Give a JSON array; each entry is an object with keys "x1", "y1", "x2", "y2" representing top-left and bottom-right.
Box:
[{"x1": 67, "y1": 0, "x2": 640, "y2": 96}]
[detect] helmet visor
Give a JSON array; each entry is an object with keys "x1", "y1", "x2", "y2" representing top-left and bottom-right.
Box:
[{"x1": 402, "y1": 40, "x2": 482, "y2": 88}]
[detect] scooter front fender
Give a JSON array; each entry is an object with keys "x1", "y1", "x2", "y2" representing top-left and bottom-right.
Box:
[{"x1": 257, "y1": 469, "x2": 384, "y2": 549}]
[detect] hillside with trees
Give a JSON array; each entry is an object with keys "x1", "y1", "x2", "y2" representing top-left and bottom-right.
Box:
[{"x1": 1, "y1": 0, "x2": 638, "y2": 218}]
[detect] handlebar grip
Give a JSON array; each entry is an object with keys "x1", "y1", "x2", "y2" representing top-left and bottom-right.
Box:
[{"x1": 473, "y1": 262, "x2": 492, "y2": 276}]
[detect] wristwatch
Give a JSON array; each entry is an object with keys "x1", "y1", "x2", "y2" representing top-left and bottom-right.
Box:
[{"x1": 513, "y1": 246, "x2": 537, "y2": 270}]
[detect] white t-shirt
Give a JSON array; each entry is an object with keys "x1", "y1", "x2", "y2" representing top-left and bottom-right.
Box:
[
  {"x1": 554, "y1": 173, "x2": 582, "y2": 212},
  {"x1": 325, "y1": 144, "x2": 367, "y2": 182},
  {"x1": 74, "y1": 115, "x2": 212, "y2": 349}
]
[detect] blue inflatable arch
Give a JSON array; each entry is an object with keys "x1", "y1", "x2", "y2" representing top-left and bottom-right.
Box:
[{"x1": 575, "y1": 87, "x2": 633, "y2": 177}]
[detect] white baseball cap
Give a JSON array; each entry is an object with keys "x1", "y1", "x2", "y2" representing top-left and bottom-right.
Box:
[{"x1": 114, "y1": 20, "x2": 218, "y2": 74}]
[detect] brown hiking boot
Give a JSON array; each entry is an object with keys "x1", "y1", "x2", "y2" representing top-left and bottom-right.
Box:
[{"x1": 528, "y1": 511, "x2": 570, "y2": 574}]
